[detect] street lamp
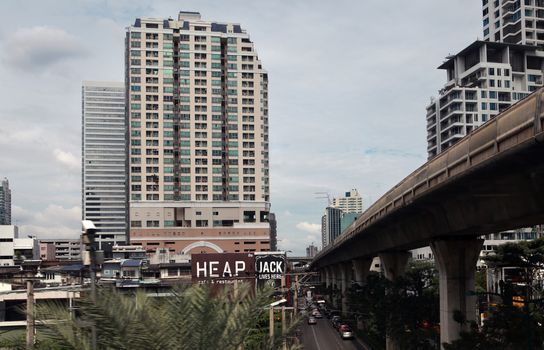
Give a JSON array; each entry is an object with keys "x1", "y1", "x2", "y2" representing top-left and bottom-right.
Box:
[{"x1": 269, "y1": 298, "x2": 287, "y2": 338}]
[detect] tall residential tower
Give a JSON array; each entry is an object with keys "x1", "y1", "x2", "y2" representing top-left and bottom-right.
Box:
[
  {"x1": 82, "y1": 81, "x2": 128, "y2": 251},
  {"x1": 483, "y1": 0, "x2": 544, "y2": 46},
  {"x1": 0, "y1": 178, "x2": 11, "y2": 225},
  {"x1": 125, "y1": 12, "x2": 270, "y2": 254}
]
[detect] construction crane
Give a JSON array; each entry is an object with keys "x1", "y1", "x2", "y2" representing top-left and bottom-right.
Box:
[{"x1": 314, "y1": 192, "x2": 332, "y2": 206}]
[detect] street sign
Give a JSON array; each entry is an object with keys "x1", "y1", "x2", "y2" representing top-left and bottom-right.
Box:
[
  {"x1": 191, "y1": 253, "x2": 255, "y2": 284},
  {"x1": 255, "y1": 252, "x2": 286, "y2": 281}
]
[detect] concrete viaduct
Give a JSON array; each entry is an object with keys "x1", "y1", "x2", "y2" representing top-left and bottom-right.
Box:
[{"x1": 310, "y1": 88, "x2": 544, "y2": 348}]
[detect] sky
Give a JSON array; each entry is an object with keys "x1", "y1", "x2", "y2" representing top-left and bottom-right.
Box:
[{"x1": 0, "y1": 0, "x2": 482, "y2": 255}]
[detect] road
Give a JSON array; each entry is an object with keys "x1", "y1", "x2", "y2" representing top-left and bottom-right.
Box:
[{"x1": 299, "y1": 316, "x2": 370, "y2": 350}]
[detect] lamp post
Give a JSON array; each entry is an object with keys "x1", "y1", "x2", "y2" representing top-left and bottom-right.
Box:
[
  {"x1": 82, "y1": 220, "x2": 97, "y2": 350},
  {"x1": 268, "y1": 298, "x2": 287, "y2": 339}
]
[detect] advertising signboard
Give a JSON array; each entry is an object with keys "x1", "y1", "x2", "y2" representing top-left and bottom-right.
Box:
[
  {"x1": 255, "y1": 252, "x2": 286, "y2": 281},
  {"x1": 191, "y1": 253, "x2": 255, "y2": 284}
]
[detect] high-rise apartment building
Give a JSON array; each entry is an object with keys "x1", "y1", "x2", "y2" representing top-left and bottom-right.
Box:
[
  {"x1": 306, "y1": 243, "x2": 318, "y2": 258},
  {"x1": 321, "y1": 207, "x2": 342, "y2": 248},
  {"x1": 125, "y1": 12, "x2": 270, "y2": 254},
  {"x1": 0, "y1": 178, "x2": 11, "y2": 225},
  {"x1": 332, "y1": 188, "x2": 363, "y2": 214},
  {"x1": 483, "y1": 0, "x2": 544, "y2": 46},
  {"x1": 82, "y1": 81, "x2": 128, "y2": 250},
  {"x1": 426, "y1": 40, "x2": 543, "y2": 158}
]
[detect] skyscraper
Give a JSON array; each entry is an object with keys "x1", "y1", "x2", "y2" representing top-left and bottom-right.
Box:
[
  {"x1": 125, "y1": 12, "x2": 270, "y2": 254},
  {"x1": 82, "y1": 81, "x2": 128, "y2": 250},
  {"x1": 332, "y1": 188, "x2": 363, "y2": 214},
  {"x1": 0, "y1": 178, "x2": 11, "y2": 225},
  {"x1": 483, "y1": 0, "x2": 544, "y2": 46},
  {"x1": 426, "y1": 41, "x2": 543, "y2": 159}
]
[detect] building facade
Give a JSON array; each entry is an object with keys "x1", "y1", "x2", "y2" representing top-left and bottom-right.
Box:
[
  {"x1": 0, "y1": 226, "x2": 38, "y2": 266},
  {"x1": 125, "y1": 12, "x2": 270, "y2": 255},
  {"x1": 483, "y1": 0, "x2": 544, "y2": 46},
  {"x1": 332, "y1": 188, "x2": 363, "y2": 214},
  {"x1": 321, "y1": 207, "x2": 342, "y2": 248},
  {"x1": 82, "y1": 81, "x2": 128, "y2": 250},
  {"x1": 38, "y1": 239, "x2": 82, "y2": 261},
  {"x1": 0, "y1": 178, "x2": 11, "y2": 225},
  {"x1": 306, "y1": 243, "x2": 318, "y2": 258},
  {"x1": 426, "y1": 41, "x2": 543, "y2": 159}
]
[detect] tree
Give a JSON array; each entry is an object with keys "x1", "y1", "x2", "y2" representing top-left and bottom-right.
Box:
[
  {"x1": 347, "y1": 261, "x2": 440, "y2": 350},
  {"x1": 3, "y1": 283, "x2": 300, "y2": 350}
]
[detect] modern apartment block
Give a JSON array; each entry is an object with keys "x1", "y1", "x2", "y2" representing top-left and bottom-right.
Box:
[
  {"x1": 332, "y1": 188, "x2": 363, "y2": 214},
  {"x1": 0, "y1": 226, "x2": 39, "y2": 266},
  {"x1": 483, "y1": 0, "x2": 544, "y2": 46},
  {"x1": 306, "y1": 243, "x2": 318, "y2": 258},
  {"x1": 125, "y1": 12, "x2": 270, "y2": 254},
  {"x1": 82, "y1": 81, "x2": 128, "y2": 250},
  {"x1": 321, "y1": 207, "x2": 342, "y2": 248},
  {"x1": 39, "y1": 239, "x2": 82, "y2": 261},
  {"x1": 0, "y1": 178, "x2": 11, "y2": 225},
  {"x1": 426, "y1": 40, "x2": 544, "y2": 159}
]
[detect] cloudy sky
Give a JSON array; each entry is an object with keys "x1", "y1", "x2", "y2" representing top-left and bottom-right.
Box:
[{"x1": 0, "y1": 0, "x2": 482, "y2": 255}]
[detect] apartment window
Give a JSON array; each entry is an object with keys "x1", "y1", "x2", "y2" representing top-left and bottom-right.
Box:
[
  {"x1": 146, "y1": 221, "x2": 160, "y2": 228},
  {"x1": 131, "y1": 221, "x2": 142, "y2": 228}
]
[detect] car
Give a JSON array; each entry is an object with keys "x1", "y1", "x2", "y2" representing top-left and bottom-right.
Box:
[
  {"x1": 307, "y1": 316, "x2": 317, "y2": 325},
  {"x1": 314, "y1": 311, "x2": 323, "y2": 318},
  {"x1": 338, "y1": 324, "x2": 354, "y2": 339},
  {"x1": 331, "y1": 316, "x2": 341, "y2": 329}
]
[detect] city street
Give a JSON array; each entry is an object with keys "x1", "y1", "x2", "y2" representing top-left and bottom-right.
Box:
[{"x1": 300, "y1": 317, "x2": 370, "y2": 350}]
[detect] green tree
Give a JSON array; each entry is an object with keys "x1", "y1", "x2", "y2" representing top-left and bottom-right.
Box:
[{"x1": 3, "y1": 283, "x2": 300, "y2": 350}]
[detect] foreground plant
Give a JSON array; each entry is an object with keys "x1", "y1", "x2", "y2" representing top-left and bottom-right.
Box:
[{"x1": 4, "y1": 283, "x2": 300, "y2": 350}]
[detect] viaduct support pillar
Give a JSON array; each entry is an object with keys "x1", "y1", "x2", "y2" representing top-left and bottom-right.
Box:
[
  {"x1": 379, "y1": 251, "x2": 410, "y2": 350},
  {"x1": 330, "y1": 266, "x2": 339, "y2": 309},
  {"x1": 339, "y1": 262, "x2": 352, "y2": 317},
  {"x1": 352, "y1": 258, "x2": 372, "y2": 286},
  {"x1": 431, "y1": 238, "x2": 483, "y2": 347}
]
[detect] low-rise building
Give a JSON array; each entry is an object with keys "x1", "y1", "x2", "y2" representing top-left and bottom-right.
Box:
[{"x1": 38, "y1": 239, "x2": 81, "y2": 261}]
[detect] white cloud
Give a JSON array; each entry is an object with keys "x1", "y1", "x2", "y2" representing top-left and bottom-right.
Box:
[
  {"x1": 296, "y1": 222, "x2": 321, "y2": 234},
  {"x1": 2, "y1": 26, "x2": 86, "y2": 71},
  {"x1": 14, "y1": 204, "x2": 81, "y2": 240},
  {"x1": 53, "y1": 149, "x2": 80, "y2": 171}
]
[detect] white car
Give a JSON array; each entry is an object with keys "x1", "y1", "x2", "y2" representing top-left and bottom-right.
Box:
[{"x1": 308, "y1": 316, "x2": 317, "y2": 325}]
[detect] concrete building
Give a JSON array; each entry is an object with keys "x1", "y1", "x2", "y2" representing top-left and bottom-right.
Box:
[
  {"x1": 332, "y1": 189, "x2": 363, "y2": 214},
  {"x1": 321, "y1": 207, "x2": 342, "y2": 248},
  {"x1": 483, "y1": 0, "x2": 544, "y2": 46},
  {"x1": 82, "y1": 81, "x2": 128, "y2": 250},
  {"x1": 0, "y1": 226, "x2": 38, "y2": 266},
  {"x1": 426, "y1": 40, "x2": 544, "y2": 159},
  {"x1": 38, "y1": 239, "x2": 81, "y2": 261},
  {"x1": 269, "y1": 212, "x2": 277, "y2": 251},
  {"x1": 306, "y1": 243, "x2": 318, "y2": 258},
  {"x1": 39, "y1": 243, "x2": 56, "y2": 261},
  {"x1": 0, "y1": 178, "x2": 11, "y2": 225},
  {"x1": 125, "y1": 11, "x2": 270, "y2": 255}
]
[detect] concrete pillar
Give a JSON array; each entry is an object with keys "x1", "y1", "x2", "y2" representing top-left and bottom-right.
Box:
[
  {"x1": 339, "y1": 262, "x2": 352, "y2": 316},
  {"x1": 431, "y1": 238, "x2": 483, "y2": 347},
  {"x1": 352, "y1": 258, "x2": 372, "y2": 286},
  {"x1": 329, "y1": 266, "x2": 339, "y2": 308},
  {"x1": 379, "y1": 251, "x2": 410, "y2": 350},
  {"x1": 324, "y1": 267, "x2": 331, "y2": 288},
  {"x1": 379, "y1": 252, "x2": 410, "y2": 281}
]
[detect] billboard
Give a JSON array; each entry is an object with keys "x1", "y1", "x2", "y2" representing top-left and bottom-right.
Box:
[
  {"x1": 255, "y1": 252, "x2": 286, "y2": 281},
  {"x1": 191, "y1": 253, "x2": 255, "y2": 284}
]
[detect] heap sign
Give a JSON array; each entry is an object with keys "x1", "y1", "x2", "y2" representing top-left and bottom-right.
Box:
[{"x1": 191, "y1": 253, "x2": 255, "y2": 284}]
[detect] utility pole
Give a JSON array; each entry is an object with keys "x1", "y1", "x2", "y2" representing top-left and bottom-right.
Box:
[
  {"x1": 269, "y1": 306, "x2": 274, "y2": 339},
  {"x1": 26, "y1": 279, "x2": 34, "y2": 350},
  {"x1": 82, "y1": 220, "x2": 98, "y2": 350}
]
